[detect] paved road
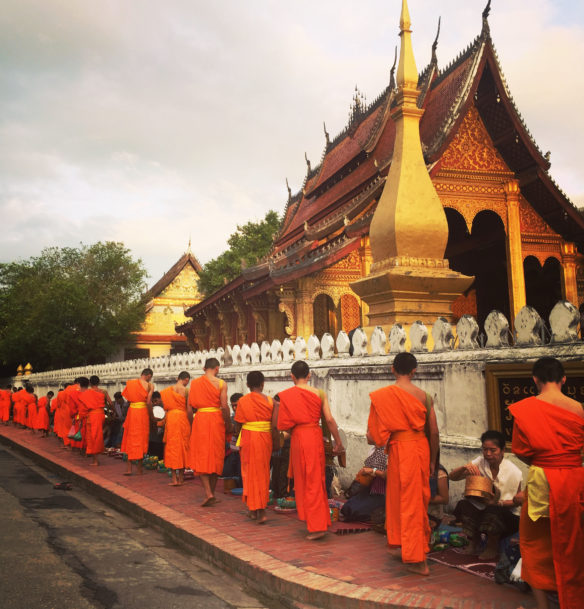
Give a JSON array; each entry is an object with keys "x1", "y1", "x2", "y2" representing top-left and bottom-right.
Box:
[{"x1": 0, "y1": 447, "x2": 280, "y2": 609}]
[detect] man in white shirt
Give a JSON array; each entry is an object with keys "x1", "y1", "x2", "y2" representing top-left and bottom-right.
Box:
[{"x1": 449, "y1": 430, "x2": 523, "y2": 560}]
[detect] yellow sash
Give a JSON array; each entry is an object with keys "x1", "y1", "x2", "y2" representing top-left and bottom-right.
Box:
[
  {"x1": 197, "y1": 407, "x2": 221, "y2": 413},
  {"x1": 130, "y1": 402, "x2": 147, "y2": 409},
  {"x1": 236, "y1": 421, "x2": 272, "y2": 446}
]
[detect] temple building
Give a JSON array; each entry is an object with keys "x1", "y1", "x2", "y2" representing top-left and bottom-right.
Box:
[
  {"x1": 178, "y1": 5, "x2": 584, "y2": 351},
  {"x1": 123, "y1": 247, "x2": 203, "y2": 359}
]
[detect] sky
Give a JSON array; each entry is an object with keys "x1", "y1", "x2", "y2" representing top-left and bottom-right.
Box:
[{"x1": 1, "y1": 0, "x2": 583, "y2": 286}]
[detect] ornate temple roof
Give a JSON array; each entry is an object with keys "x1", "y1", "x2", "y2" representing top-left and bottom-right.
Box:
[
  {"x1": 183, "y1": 5, "x2": 584, "y2": 320},
  {"x1": 146, "y1": 250, "x2": 202, "y2": 301}
]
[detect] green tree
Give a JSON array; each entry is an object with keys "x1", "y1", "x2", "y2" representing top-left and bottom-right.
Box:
[
  {"x1": 0, "y1": 242, "x2": 148, "y2": 372},
  {"x1": 197, "y1": 210, "x2": 280, "y2": 296}
]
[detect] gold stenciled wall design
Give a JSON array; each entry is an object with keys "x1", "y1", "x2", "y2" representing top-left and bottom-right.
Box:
[{"x1": 130, "y1": 252, "x2": 203, "y2": 359}]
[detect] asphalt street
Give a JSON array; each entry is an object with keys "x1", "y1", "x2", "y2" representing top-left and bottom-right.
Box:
[{"x1": 0, "y1": 447, "x2": 280, "y2": 609}]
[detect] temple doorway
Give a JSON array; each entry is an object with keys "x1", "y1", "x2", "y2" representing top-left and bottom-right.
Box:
[
  {"x1": 445, "y1": 209, "x2": 510, "y2": 328},
  {"x1": 524, "y1": 256, "x2": 562, "y2": 324},
  {"x1": 313, "y1": 294, "x2": 340, "y2": 338}
]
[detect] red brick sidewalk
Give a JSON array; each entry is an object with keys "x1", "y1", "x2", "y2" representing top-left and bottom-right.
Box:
[{"x1": 0, "y1": 426, "x2": 535, "y2": 609}]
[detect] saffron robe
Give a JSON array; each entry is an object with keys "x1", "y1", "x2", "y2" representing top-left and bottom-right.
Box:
[
  {"x1": 161, "y1": 387, "x2": 191, "y2": 470},
  {"x1": 188, "y1": 376, "x2": 225, "y2": 475},
  {"x1": 22, "y1": 393, "x2": 37, "y2": 429},
  {"x1": 35, "y1": 396, "x2": 50, "y2": 431},
  {"x1": 55, "y1": 390, "x2": 71, "y2": 444},
  {"x1": 65, "y1": 385, "x2": 83, "y2": 449},
  {"x1": 235, "y1": 393, "x2": 274, "y2": 511},
  {"x1": 368, "y1": 385, "x2": 431, "y2": 563},
  {"x1": 510, "y1": 397, "x2": 584, "y2": 609},
  {"x1": 0, "y1": 389, "x2": 11, "y2": 422},
  {"x1": 278, "y1": 386, "x2": 330, "y2": 533},
  {"x1": 121, "y1": 379, "x2": 150, "y2": 461},
  {"x1": 12, "y1": 389, "x2": 25, "y2": 425},
  {"x1": 78, "y1": 389, "x2": 106, "y2": 456}
]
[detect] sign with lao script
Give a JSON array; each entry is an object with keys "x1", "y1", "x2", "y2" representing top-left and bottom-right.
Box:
[{"x1": 485, "y1": 362, "x2": 584, "y2": 444}]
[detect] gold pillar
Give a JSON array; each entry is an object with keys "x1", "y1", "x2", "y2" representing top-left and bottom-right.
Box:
[
  {"x1": 296, "y1": 278, "x2": 314, "y2": 339},
  {"x1": 504, "y1": 180, "x2": 526, "y2": 321},
  {"x1": 358, "y1": 236, "x2": 372, "y2": 325},
  {"x1": 561, "y1": 242, "x2": 579, "y2": 306}
]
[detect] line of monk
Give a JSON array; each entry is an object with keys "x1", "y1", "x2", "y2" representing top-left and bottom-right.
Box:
[{"x1": 3, "y1": 354, "x2": 582, "y2": 605}]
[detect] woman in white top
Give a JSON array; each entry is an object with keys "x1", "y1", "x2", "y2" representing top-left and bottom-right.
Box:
[{"x1": 450, "y1": 430, "x2": 523, "y2": 560}]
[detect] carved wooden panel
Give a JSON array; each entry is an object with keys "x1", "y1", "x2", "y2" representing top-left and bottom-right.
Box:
[
  {"x1": 440, "y1": 105, "x2": 510, "y2": 173},
  {"x1": 340, "y1": 293, "x2": 361, "y2": 332}
]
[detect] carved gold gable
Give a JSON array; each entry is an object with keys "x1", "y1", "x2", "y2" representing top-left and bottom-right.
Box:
[
  {"x1": 440, "y1": 105, "x2": 510, "y2": 174},
  {"x1": 159, "y1": 265, "x2": 201, "y2": 300}
]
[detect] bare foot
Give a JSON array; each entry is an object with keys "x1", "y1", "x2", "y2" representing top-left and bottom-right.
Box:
[
  {"x1": 201, "y1": 496, "x2": 217, "y2": 507},
  {"x1": 406, "y1": 561, "x2": 430, "y2": 576},
  {"x1": 388, "y1": 548, "x2": 402, "y2": 561},
  {"x1": 247, "y1": 511, "x2": 257, "y2": 520},
  {"x1": 89, "y1": 462, "x2": 99, "y2": 467},
  {"x1": 168, "y1": 482, "x2": 181, "y2": 486},
  {"x1": 257, "y1": 509, "x2": 267, "y2": 524},
  {"x1": 123, "y1": 471, "x2": 133, "y2": 476},
  {"x1": 257, "y1": 515, "x2": 267, "y2": 525},
  {"x1": 306, "y1": 531, "x2": 326, "y2": 540}
]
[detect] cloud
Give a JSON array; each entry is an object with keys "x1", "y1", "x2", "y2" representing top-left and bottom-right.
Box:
[{"x1": 1, "y1": 0, "x2": 583, "y2": 285}]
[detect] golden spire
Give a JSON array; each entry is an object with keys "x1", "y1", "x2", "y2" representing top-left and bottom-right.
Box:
[
  {"x1": 350, "y1": 0, "x2": 473, "y2": 331},
  {"x1": 187, "y1": 236, "x2": 192, "y2": 254},
  {"x1": 397, "y1": 0, "x2": 418, "y2": 90},
  {"x1": 368, "y1": 0, "x2": 448, "y2": 265}
]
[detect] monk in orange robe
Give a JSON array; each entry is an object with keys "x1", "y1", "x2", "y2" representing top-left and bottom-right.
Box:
[
  {"x1": 161, "y1": 371, "x2": 191, "y2": 486},
  {"x1": 22, "y1": 385, "x2": 37, "y2": 431},
  {"x1": 0, "y1": 385, "x2": 11, "y2": 424},
  {"x1": 12, "y1": 387, "x2": 25, "y2": 426},
  {"x1": 55, "y1": 387, "x2": 71, "y2": 446},
  {"x1": 509, "y1": 357, "x2": 584, "y2": 609},
  {"x1": 65, "y1": 380, "x2": 84, "y2": 450},
  {"x1": 78, "y1": 376, "x2": 112, "y2": 466},
  {"x1": 278, "y1": 361, "x2": 344, "y2": 540},
  {"x1": 368, "y1": 352, "x2": 439, "y2": 576},
  {"x1": 234, "y1": 371, "x2": 278, "y2": 524},
  {"x1": 35, "y1": 391, "x2": 53, "y2": 436},
  {"x1": 187, "y1": 357, "x2": 230, "y2": 506},
  {"x1": 121, "y1": 368, "x2": 154, "y2": 475}
]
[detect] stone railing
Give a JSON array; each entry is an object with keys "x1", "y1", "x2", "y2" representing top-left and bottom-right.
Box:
[
  {"x1": 18, "y1": 300, "x2": 581, "y2": 386},
  {"x1": 10, "y1": 300, "x2": 583, "y2": 497}
]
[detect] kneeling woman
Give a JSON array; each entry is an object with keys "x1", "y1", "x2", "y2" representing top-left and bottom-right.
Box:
[{"x1": 341, "y1": 439, "x2": 386, "y2": 522}]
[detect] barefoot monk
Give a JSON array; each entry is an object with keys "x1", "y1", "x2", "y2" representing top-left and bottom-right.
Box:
[
  {"x1": 161, "y1": 371, "x2": 191, "y2": 487},
  {"x1": 121, "y1": 368, "x2": 154, "y2": 475},
  {"x1": 187, "y1": 358, "x2": 230, "y2": 506},
  {"x1": 234, "y1": 371, "x2": 278, "y2": 525},
  {"x1": 368, "y1": 352, "x2": 439, "y2": 576}
]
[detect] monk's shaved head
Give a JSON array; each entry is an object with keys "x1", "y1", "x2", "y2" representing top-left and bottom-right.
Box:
[
  {"x1": 247, "y1": 370, "x2": 264, "y2": 389},
  {"x1": 291, "y1": 360, "x2": 309, "y2": 379},
  {"x1": 532, "y1": 357, "x2": 564, "y2": 384},
  {"x1": 392, "y1": 352, "x2": 417, "y2": 376},
  {"x1": 204, "y1": 358, "x2": 220, "y2": 370}
]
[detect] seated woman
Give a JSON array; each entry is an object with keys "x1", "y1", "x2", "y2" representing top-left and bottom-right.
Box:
[
  {"x1": 428, "y1": 463, "x2": 449, "y2": 528},
  {"x1": 341, "y1": 435, "x2": 387, "y2": 522},
  {"x1": 449, "y1": 430, "x2": 523, "y2": 561}
]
